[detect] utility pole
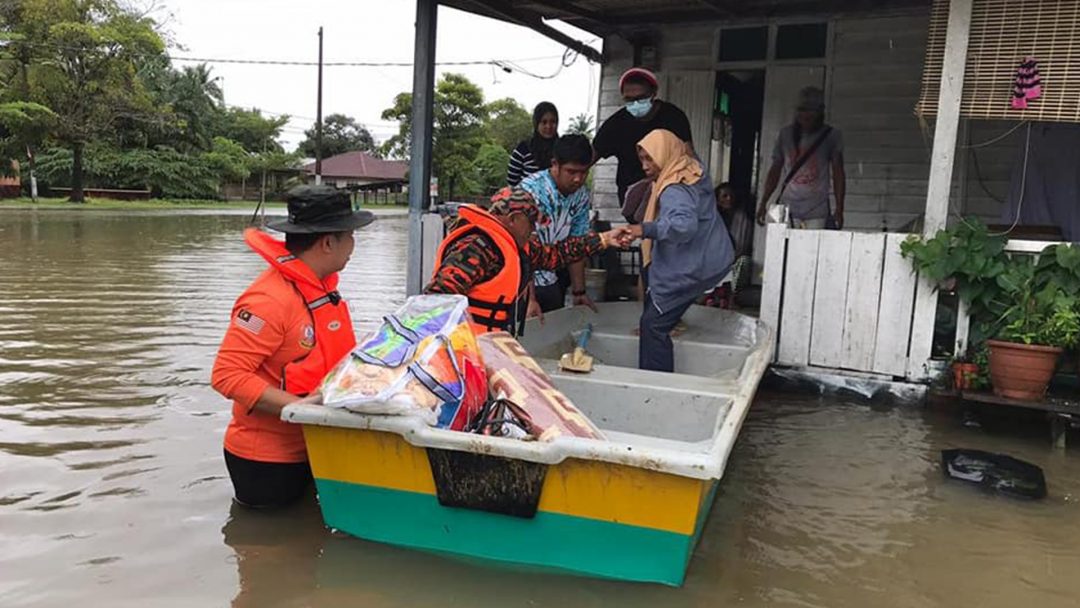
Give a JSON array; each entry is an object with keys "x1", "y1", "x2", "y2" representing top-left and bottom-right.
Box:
[{"x1": 314, "y1": 26, "x2": 324, "y2": 185}]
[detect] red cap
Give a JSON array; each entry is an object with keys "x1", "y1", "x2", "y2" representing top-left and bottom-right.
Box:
[{"x1": 619, "y1": 67, "x2": 658, "y2": 91}]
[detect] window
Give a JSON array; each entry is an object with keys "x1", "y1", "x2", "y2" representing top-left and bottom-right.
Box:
[
  {"x1": 775, "y1": 23, "x2": 828, "y2": 60},
  {"x1": 719, "y1": 27, "x2": 768, "y2": 62}
]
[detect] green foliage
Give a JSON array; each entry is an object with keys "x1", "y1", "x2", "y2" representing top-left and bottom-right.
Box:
[
  {"x1": 33, "y1": 137, "x2": 288, "y2": 199},
  {"x1": 901, "y1": 218, "x2": 1080, "y2": 349},
  {"x1": 382, "y1": 73, "x2": 490, "y2": 199},
  {"x1": 471, "y1": 142, "x2": 509, "y2": 195},
  {"x1": 0, "y1": 100, "x2": 54, "y2": 174},
  {"x1": 215, "y1": 107, "x2": 287, "y2": 153},
  {"x1": 2, "y1": 0, "x2": 168, "y2": 199},
  {"x1": 484, "y1": 98, "x2": 531, "y2": 152},
  {"x1": 567, "y1": 113, "x2": 593, "y2": 138},
  {"x1": 296, "y1": 113, "x2": 375, "y2": 158}
]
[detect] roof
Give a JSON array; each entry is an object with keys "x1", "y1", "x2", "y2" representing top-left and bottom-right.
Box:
[
  {"x1": 302, "y1": 151, "x2": 408, "y2": 181},
  {"x1": 442, "y1": 0, "x2": 931, "y2": 36}
]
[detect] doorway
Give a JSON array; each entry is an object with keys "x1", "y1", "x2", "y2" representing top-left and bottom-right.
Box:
[{"x1": 714, "y1": 70, "x2": 765, "y2": 220}]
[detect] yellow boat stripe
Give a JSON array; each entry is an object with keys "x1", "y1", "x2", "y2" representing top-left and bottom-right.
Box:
[
  {"x1": 305, "y1": 426, "x2": 436, "y2": 494},
  {"x1": 302, "y1": 426, "x2": 703, "y2": 536}
]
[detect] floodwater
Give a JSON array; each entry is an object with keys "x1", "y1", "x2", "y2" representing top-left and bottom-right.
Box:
[{"x1": 1, "y1": 209, "x2": 1079, "y2": 608}]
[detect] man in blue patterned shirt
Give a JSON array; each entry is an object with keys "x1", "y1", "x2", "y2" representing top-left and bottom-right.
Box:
[{"x1": 518, "y1": 134, "x2": 596, "y2": 315}]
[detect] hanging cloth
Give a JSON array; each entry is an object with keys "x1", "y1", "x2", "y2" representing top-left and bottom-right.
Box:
[{"x1": 1011, "y1": 56, "x2": 1042, "y2": 110}]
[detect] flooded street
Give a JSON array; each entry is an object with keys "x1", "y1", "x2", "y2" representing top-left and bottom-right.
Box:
[{"x1": 2, "y1": 209, "x2": 1079, "y2": 607}]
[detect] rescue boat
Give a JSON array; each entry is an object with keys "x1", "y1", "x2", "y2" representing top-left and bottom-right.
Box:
[{"x1": 282, "y1": 302, "x2": 773, "y2": 586}]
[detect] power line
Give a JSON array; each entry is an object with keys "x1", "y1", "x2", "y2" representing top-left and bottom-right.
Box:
[{"x1": 5, "y1": 39, "x2": 594, "y2": 81}]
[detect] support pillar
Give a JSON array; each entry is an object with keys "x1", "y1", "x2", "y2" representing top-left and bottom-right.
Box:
[
  {"x1": 406, "y1": 0, "x2": 438, "y2": 296},
  {"x1": 907, "y1": 0, "x2": 973, "y2": 380}
]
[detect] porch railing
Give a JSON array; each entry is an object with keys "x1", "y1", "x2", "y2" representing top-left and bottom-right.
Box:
[{"x1": 760, "y1": 223, "x2": 1068, "y2": 381}]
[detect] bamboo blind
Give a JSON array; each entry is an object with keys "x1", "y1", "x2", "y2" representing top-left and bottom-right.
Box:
[{"x1": 916, "y1": 0, "x2": 1080, "y2": 123}]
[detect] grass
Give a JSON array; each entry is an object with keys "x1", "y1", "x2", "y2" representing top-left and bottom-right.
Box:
[{"x1": 0, "y1": 197, "x2": 285, "y2": 210}]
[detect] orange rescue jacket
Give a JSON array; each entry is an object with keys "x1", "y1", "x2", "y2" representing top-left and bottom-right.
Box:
[
  {"x1": 211, "y1": 228, "x2": 356, "y2": 463},
  {"x1": 434, "y1": 205, "x2": 530, "y2": 336}
]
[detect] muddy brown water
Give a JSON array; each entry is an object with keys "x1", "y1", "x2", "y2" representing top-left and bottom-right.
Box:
[{"x1": 1, "y1": 209, "x2": 1079, "y2": 607}]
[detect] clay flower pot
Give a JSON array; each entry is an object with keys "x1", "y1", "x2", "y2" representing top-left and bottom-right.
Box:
[
  {"x1": 987, "y1": 339, "x2": 1062, "y2": 401},
  {"x1": 952, "y1": 362, "x2": 979, "y2": 391}
]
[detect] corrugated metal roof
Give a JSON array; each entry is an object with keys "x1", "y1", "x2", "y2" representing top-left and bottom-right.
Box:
[{"x1": 443, "y1": 0, "x2": 931, "y2": 35}]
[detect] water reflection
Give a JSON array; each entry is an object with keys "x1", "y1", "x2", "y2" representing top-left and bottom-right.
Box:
[{"x1": 1, "y1": 209, "x2": 1080, "y2": 607}]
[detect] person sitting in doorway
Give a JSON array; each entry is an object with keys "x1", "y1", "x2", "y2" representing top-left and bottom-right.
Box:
[
  {"x1": 507, "y1": 101, "x2": 558, "y2": 187},
  {"x1": 623, "y1": 129, "x2": 733, "y2": 372},
  {"x1": 702, "y1": 182, "x2": 752, "y2": 309},
  {"x1": 756, "y1": 86, "x2": 846, "y2": 230},
  {"x1": 518, "y1": 134, "x2": 596, "y2": 318},
  {"x1": 424, "y1": 188, "x2": 632, "y2": 337},
  {"x1": 211, "y1": 186, "x2": 374, "y2": 509},
  {"x1": 593, "y1": 67, "x2": 693, "y2": 206}
]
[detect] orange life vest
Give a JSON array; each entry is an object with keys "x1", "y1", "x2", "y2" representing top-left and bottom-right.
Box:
[
  {"x1": 220, "y1": 229, "x2": 356, "y2": 463},
  {"x1": 243, "y1": 228, "x2": 356, "y2": 395},
  {"x1": 434, "y1": 205, "x2": 530, "y2": 336}
]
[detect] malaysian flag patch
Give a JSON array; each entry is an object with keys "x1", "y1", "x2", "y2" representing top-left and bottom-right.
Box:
[{"x1": 235, "y1": 309, "x2": 266, "y2": 335}]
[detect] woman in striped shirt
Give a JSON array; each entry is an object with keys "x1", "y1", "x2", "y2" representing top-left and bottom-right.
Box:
[{"x1": 507, "y1": 101, "x2": 559, "y2": 186}]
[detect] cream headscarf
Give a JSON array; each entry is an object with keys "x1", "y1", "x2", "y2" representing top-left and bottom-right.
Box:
[{"x1": 637, "y1": 129, "x2": 703, "y2": 266}]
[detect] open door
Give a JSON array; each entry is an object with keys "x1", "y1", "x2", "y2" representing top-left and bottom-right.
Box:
[{"x1": 751, "y1": 65, "x2": 825, "y2": 283}]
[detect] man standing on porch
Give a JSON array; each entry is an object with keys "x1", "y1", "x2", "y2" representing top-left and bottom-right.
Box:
[
  {"x1": 593, "y1": 67, "x2": 693, "y2": 204},
  {"x1": 755, "y1": 87, "x2": 846, "y2": 230}
]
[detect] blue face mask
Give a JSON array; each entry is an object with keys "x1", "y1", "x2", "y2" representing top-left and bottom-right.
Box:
[{"x1": 625, "y1": 98, "x2": 653, "y2": 118}]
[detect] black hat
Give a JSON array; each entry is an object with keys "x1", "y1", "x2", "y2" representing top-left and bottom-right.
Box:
[{"x1": 267, "y1": 185, "x2": 376, "y2": 234}]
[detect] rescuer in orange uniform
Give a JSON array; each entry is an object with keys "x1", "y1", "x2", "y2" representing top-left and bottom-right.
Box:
[
  {"x1": 212, "y1": 185, "x2": 374, "y2": 508},
  {"x1": 424, "y1": 188, "x2": 633, "y2": 336}
]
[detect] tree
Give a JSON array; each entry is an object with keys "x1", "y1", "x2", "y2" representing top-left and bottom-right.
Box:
[
  {"x1": 160, "y1": 63, "x2": 223, "y2": 152},
  {"x1": 567, "y1": 113, "x2": 593, "y2": 138},
  {"x1": 296, "y1": 113, "x2": 375, "y2": 158},
  {"x1": 10, "y1": 0, "x2": 167, "y2": 202},
  {"x1": 484, "y1": 98, "x2": 531, "y2": 152},
  {"x1": 0, "y1": 101, "x2": 54, "y2": 180},
  {"x1": 216, "y1": 107, "x2": 288, "y2": 154},
  {"x1": 382, "y1": 73, "x2": 489, "y2": 199},
  {"x1": 471, "y1": 142, "x2": 509, "y2": 195}
]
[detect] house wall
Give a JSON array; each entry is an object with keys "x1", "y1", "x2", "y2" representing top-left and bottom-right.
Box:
[{"x1": 593, "y1": 11, "x2": 1018, "y2": 230}]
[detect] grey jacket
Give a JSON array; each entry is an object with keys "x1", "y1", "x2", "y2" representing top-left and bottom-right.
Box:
[{"x1": 642, "y1": 175, "x2": 734, "y2": 313}]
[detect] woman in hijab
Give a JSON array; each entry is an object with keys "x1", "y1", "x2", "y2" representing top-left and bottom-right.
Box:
[
  {"x1": 624, "y1": 129, "x2": 733, "y2": 372},
  {"x1": 508, "y1": 102, "x2": 558, "y2": 186}
]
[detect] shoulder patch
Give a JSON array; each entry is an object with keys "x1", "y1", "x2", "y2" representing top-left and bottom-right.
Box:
[{"x1": 234, "y1": 309, "x2": 266, "y2": 335}]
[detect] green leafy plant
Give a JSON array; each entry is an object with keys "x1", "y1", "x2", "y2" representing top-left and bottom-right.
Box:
[
  {"x1": 900, "y1": 220, "x2": 1008, "y2": 322},
  {"x1": 902, "y1": 219, "x2": 1080, "y2": 347}
]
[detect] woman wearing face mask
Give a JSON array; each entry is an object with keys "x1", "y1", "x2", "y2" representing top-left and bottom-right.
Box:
[
  {"x1": 508, "y1": 102, "x2": 559, "y2": 187},
  {"x1": 593, "y1": 68, "x2": 693, "y2": 206}
]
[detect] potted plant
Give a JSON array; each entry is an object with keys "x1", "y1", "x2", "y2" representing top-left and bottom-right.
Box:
[
  {"x1": 950, "y1": 351, "x2": 980, "y2": 391},
  {"x1": 903, "y1": 221, "x2": 1080, "y2": 399},
  {"x1": 985, "y1": 256, "x2": 1080, "y2": 400}
]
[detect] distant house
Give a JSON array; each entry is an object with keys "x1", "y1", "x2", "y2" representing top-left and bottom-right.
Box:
[
  {"x1": 0, "y1": 162, "x2": 20, "y2": 198},
  {"x1": 303, "y1": 151, "x2": 408, "y2": 191}
]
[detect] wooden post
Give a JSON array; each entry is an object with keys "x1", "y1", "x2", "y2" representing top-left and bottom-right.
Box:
[
  {"x1": 406, "y1": 0, "x2": 438, "y2": 296},
  {"x1": 907, "y1": 0, "x2": 973, "y2": 380}
]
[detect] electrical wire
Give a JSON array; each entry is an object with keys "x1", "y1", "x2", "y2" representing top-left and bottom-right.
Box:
[
  {"x1": 957, "y1": 121, "x2": 1032, "y2": 237},
  {"x1": 3, "y1": 39, "x2": 571, "y2": 71},
  {"x1": 960, "y1": 121, "x2": 1029, "y2": 149}
]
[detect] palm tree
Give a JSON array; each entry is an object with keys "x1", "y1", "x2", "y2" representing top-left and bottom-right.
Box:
[
  {"x1": 567, "y1": 113, "x2": 594, "y2": 138},
  {"x1": 166, "y1": 63, "x2": 224, "y2": 151}
]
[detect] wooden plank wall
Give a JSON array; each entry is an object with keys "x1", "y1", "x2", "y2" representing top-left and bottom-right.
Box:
[
  {"x1": 766, "y1": 228, "x2": 921, "y2": 377},
  {"x1": 595, "y1": 12, "x2": 1018, "y2": 230}
]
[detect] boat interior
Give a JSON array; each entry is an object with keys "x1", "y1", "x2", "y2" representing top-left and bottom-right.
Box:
[{"x1": 519, "y1": 302, "x2": 765, "y2": 451}]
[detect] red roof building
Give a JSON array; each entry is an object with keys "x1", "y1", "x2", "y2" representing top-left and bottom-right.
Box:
[{"x1": 302, "y1": 151, "x2": 407, "y2": 189}]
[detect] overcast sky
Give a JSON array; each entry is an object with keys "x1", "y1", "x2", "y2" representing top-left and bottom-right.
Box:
[{"x1": 158, "y1": 0, "x2": 600, "y2": 151}]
